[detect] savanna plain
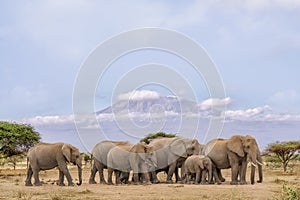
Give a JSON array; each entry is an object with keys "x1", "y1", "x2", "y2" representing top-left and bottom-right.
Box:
[{"x1": 0, "y1": 162, "x2": 299, "y2": 200}]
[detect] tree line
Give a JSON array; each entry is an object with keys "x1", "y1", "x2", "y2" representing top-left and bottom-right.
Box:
[{"x1": 0, "y1": 121, "x2": 299, "y2": 172}]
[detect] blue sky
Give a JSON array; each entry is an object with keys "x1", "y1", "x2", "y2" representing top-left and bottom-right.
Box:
[{"x1": 1, "y1": 1, "x2": 300, "y2": 150}]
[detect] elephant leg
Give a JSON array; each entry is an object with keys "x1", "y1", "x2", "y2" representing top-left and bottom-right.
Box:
[
  {"x1": 98, "y1": 164, "x2": 107, "y2": 184},
  {"x1": 115, "y1": 170, "x2": 121, "y2": 185},
  {"x1": 132, "y1": 173, "x2": 140, "y2": 185},
  {"x1": 33, "y1": 169, "x2": 42, "y2": 186},
  {"x1": 88, "y1": 163, "x2": 97, "y2": 184},
  {"x1": 230, "y1": 164, "x2": 239, "y2": 185},
  {"x1": 216, "y1": 168, "x2": 225, "y2": 182},
  {"x1": 166, "y1": 162, "x2": 176, "y2": 183},
  {"x1": 150, "y1": 171, "x2": 160, "y2": 183},
  {"x1": 186, "y1": 172, "x2": 191, "y2": 184},
  {"x1": 107, "y1": 168, "x2": 114, "y2": 185},
  {"x1": 196, "y1": 171, "x2": 202, "y2": 184},
  {"x1": 142, "y1": 172, "x2": 151, "y2": 185},
  {"x1": 25, "y1": 166, "x2": 33, "y2": 186},
  {"x1": 212, "y1": 166, "x2": 221, "y2": 184},
  {"x1": 175, "y1": 167, "x2": 180, "y2": 183},
  {"x1": 58, "y1": 170, "x2": 65, "y2": 186},
  {"x1": 58, "y1": 163, "x2": 74, "y2": 186},
  {"x1": 239, "y1": 162, "x2": 248, "y2": 185},
  {"x1": 120, "y1": 172, "x2": 129, "y2": 184},
  {"x1": 200, "y1": 170, "x2": 206, "y2": 184},
  {"x1": 181, "y1": 166, "x2": 186, "y2": 184}
]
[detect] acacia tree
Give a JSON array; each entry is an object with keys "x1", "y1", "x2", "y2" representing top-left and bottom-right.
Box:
[
  {"x1": 265, "y1": 141, "x2": 300, "y2": 172},
  {"x1": 0, "y1": 121, "x2": 41, "y2": 169}
]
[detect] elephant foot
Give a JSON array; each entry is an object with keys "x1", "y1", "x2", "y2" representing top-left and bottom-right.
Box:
[
  {"x1": 152, "y1": 179, "x2": 160, "y2": 184},
  {"x1": 58, "y1": 183, "x2": 66, "y2": 186},
  {"x1": 132, "y1": 181, "x2": 140, "y2": 185},
  {"x1": 107, "y1": 182, "x2": 114, "y2": 185},
  {"x1": 239, "y1": 181, "x2": 247, "y2": 185},
  {"x1": 220, "y1": 177, "x2": 226, "y2": 182},
  {"x1": 257, "y1": 180, "x2": 262, "y2": 183},
  {"x1": 100, "y1": 180, "x2": 107, "y2": 184},
  {"x1": 68, "y1": 182, "x2": 75, "y2": 186},
  {"x1": 208, "y1": 181, "x2": 215, "y2": 185},
  {"x1": 89, "y1": 179, "x2": 97, "y2": 184},
  {"x1": 200, "y1": 181, "x2": 207, "y2": 185},
  {"x1": 143, "y1": 181, "x2": 152, "y2": 185},
  {"x1": 166, "y1": 180, "x2": 173, "y2": 184},
  {"x1": 230, "y1": 181, "x2": 239, "y2": 185},
  {"x1": 34, "y1": 182, "x2": 42, "y2": 186},
  {"x1": 25, "y1": 182, "x2": 33, "y2": 186},
  {"x1": 216, "y1": 182, "x2": 222, "y2": 185}
]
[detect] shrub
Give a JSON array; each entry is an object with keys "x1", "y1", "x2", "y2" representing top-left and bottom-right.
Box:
[{"x1": 140, "y1": 132, "x2": 176, "y2": 144}]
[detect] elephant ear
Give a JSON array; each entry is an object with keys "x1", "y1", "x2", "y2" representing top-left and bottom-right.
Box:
[
  {"x1": 199, "y1": 158, "x2": 204, "y2": 169},
  {"x1": 169, "y1": 139, "x2": 187, "y2": 158},
  {"x1": 131, "y1": 143, "x2": 146, "y2": 161},
  {"x1": 227, "y1": 135, "x2": 245, "y2": 157},
  {"x1": 62, "y1": 144, "x2": 72, "y2": 162}
]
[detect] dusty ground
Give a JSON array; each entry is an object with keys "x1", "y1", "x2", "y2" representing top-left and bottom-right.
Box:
[{"x1": 0, "y1": 164, "x2": 299, "y2": 200}]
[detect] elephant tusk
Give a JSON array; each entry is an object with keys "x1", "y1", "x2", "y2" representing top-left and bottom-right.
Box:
[
  {"x1": 256, "y1": 160, "x2": 263, "y2": 166},
  {"x1": 251, "y1": 162, "x2": 256, "y2": 167}
]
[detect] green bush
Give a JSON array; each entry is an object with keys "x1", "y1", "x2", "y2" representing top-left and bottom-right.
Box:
[
  {"x1": 266, "y1": 155, "x2": 281, "y2": 163},
  {"x1": 276, "y1": 184, "x2": 300, "y2": 200},
  {"x1": 140, "y1": 132, "x2": 176, "y2": 144}
]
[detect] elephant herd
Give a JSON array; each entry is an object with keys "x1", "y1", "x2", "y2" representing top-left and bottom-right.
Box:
[{"x1": 25, "y1": 135, "x2": 263, "y2": 186}]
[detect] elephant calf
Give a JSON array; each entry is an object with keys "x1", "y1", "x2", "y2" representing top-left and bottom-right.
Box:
[
  {"x1": 25, "y1": 142, "x2": 82, "y2": 186},
  {"x1": 183, "y1": 155, "x2": 212, "y2": 184}
]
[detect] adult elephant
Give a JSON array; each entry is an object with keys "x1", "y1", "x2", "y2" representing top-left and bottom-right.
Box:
[
  {"x1": 107, "y1": 142, "x2": 157, "y2": 185},
  {"x1": 203, "y1": 135, "x2": 263, "y2": 185},
  {"x1": 89, "y1": 141, "x2": 132, "y2": 184},
  {"x1": 149, "y1": 137, "x2": 200, "y2": 183},
  {"x1": 25, "y1": 143, "x2": 82, "y2": 186}
]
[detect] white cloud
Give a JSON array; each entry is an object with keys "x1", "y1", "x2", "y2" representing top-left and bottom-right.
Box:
[
  {"x1": 22, "y1": 115, "x2": 74, "y2": 125},
  {"x1": 270, "y1": 89, "x2": 299, "y2": 104},
  {"x1": 223, "y1": 105, "x2": 272, "y2": 121},
  {"x1": 198, "y1": 97, "x2": 232, "y2": 110},
  {"x1": 118, "y1": 90, "x2": 160, "y2": 101}
]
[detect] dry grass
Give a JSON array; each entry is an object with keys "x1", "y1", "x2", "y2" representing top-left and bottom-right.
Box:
[{"x1": 0, "y1": 164, "x2": 299, "y2": 200}]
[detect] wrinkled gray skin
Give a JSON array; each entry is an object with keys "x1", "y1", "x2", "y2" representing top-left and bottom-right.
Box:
[
  {"x1": 203, "y1": 135, "x2": 263, "y2": 185},
  {"x1": 89, "y1": 141, "x2": 131, "y2": 184},
  {"x1": 107, "y1": 142, "x2": 157, "y2": 185},
  {"x1": 25, "y1": 143, "x2": 82, "y2": 186},
  {"x1": 149, "y1": 137, "x2": 200, "y2": 183},
  {"x1": 183, "y1": 155, "x2": 213, "y2": 184}
]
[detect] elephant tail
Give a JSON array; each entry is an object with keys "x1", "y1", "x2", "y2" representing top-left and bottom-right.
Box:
[
  {"x1": 26, "y1": 156, "x2": 29, "y2": 169},
  {"x1": 90, "y1": 154, "x2": 93, "y2": 167}
]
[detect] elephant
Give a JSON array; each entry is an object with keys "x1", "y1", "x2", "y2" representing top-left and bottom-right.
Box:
[
  {"x1": 149, "y1": 137, "x2": 200, "y2": 183},
  {"x1": 182, "y1": 155, "x2": 213, "y2": 184},
  {"x1": 25, "y1": 142, "x2": 82, "y2": 186},
  {"x1": 203, "y1": 135, "x2": 263, "y2": 185},
  {"x1": 107, "y1": 142, "x2": 157, "y2": 185},
  {"x1": 89, "y1": 141, "x2": 132, "y2": 184}
]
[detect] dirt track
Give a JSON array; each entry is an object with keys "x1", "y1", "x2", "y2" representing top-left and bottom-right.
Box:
[{"x1": 0, "y1": 165, "x2": 299, "y2": 200}]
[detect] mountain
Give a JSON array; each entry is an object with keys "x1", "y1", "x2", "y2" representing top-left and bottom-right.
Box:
[{"x1": 96, "y1": 96, "x2": 200, "y2": 115}]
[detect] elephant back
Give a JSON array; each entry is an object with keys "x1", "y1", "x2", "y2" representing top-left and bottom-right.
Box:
[
  {"x1": 91, "y1": 141, "x2": 131, "y2": 166},
  {"x1": 107, "y1": 143, "x2": 134, "y2": 172}
]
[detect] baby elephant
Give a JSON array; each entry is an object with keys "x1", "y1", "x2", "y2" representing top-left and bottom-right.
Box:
[
  {"x1": 184, "y1": 155, "x2": 212, "y2": 184},
  {"x1": 25, "y1": 142, "x2": 82, "y2": 186}
]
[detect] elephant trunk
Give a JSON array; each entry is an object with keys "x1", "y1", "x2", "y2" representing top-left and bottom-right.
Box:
[
  {"x1": 249, "y1": 151, "x2": 258, "y2": 185},
  {"x1": 77, "y1": 164, "x2": 82, "y2": 186},
  {"x1": 208, "y1": 164, "x2": 213, "y2": 184},
  {"x1": 257, "y1": 152, "x2": 263, "y2": 183}
]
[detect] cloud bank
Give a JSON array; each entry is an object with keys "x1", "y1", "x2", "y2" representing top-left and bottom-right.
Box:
[{"x1": 21, "y1": 91, "x2": 300, "y2": 127}]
